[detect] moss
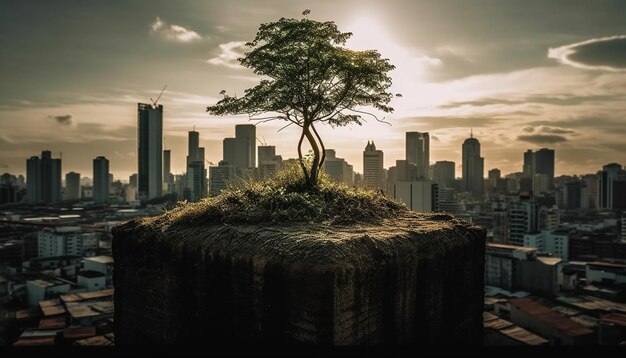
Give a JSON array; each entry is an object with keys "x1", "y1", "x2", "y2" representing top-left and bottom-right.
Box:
[{"x1": 140, "y1": 163, "x2": 407, "y2": 228}]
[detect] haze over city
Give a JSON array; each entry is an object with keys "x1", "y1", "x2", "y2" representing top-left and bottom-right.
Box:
[{"x1": 1, "y1": 0, "x2": 625, "y2": 179}]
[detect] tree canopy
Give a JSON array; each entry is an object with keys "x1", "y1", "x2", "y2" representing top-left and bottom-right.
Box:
[{"x1": 207, "y1": 10, "x2": 398, "y2": 187}]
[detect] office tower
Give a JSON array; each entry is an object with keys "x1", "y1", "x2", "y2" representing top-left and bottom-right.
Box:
[
  {"x1": 532, "y1": 174, "x2": 550, "y2": 194},
  {"x1": 322, "y1": 149, "x2": 354, "y2": 186},
  {"x1": 258, "y1": 145, "x2": 282, "y2": 180},
  {"x1": 186, "y1": 130, "x2": 206, "y2": 201},
  {"x1": 25, "y1": 151, "x2": 62, "y2": 204},
  {"x1": 129, "y1": 173, "x2": 138, "y2": 188},
  {"x1": 93, "y1": 156, "x2": 109, "y2": 204},
  {"x1": 533, "y1": 148, "x2": 555, "y2": 189},
  {"x1": 523, "y1": 150, "x2": 533, "y2": 178},
  {"x1": 508, "y1": 200, "x2": 539, "y2": 246},
  {"x1": 363, "y1": 141, "x2": 384, "y2": 190},
  {"x1": 598, "y1": 163, "x2": 626, "y2": 209},
  {"x1": 209, "y1": 161, "x2": 237, "y2": 196},
  {"x1": 488, "y1": 169, "x2": 501, "y2": 188},
  {"x1": 392, "y1": 180, "x2": 437, "y2": 213},
  {"x1": 163, "y1": 149, "x2": 172, "y2": 187},
  {"x1": 65, "y1": 172, "x2": 80, "y2": 201},
  {"x1": 223, "y1": 138, "x2": 237, "y2": 165},
  {"x1": 235, "y1": 124, "x2": 256, "y2": 169},
  {"x1": 462, "y1": 134, "x2": 484, "y2": 197},
  {"x1": 26, "y1": 156, "x2": 40, "y2": 204},
  {"x1": 433, "y1": 161, "x2": 455, "y2": 189},
  {"x1": 137, "y1": 103, "x2": 163, "y2": 201},
  {"x1": 563, "y1": 181, "x2": 582, "y2": 209},
  {"x1": 406, "y1": 132, "x2": 429, "y2": 179}
]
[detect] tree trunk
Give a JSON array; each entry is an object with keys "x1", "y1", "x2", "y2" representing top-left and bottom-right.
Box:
[
  {"x1": 310, "y1": 123, "x2": 325, "y2": 169},
  {"x1": 297, "y1": 127, "x2": 309, "y2": 183},
  {"x1": 303, "y1": 124, "x2": 321, "y2": 188}
]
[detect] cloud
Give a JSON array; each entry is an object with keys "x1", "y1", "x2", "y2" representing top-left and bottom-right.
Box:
[
  {"x1": 523, "y1": 126, "x2": 534, "y2": 133},
  {"x1": 150, "y1": 17, "x2": 202, "y2": 43},
  {"x1": 207, "y1": 41, "x2": 247, "y2": 69},
  {"x1": 517, "y1": 134, "x2": 568, "y2": 144},
  {"x1": 439, "y1": 94, "x2": 619, "y2": 109},
  {"x1": 540, "y1": 126, "x2": 574, "y2": 134},
  {"x1": 548, "y1": 35, "x2": 626, "y2": 71},
  {"x1": 49, "y1": 114, "x2": 72, "y2": 126}
]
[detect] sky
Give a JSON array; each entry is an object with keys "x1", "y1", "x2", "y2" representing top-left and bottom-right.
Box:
[{"x1": 1, "y1": 0, "x2": 625, "y2": 180}]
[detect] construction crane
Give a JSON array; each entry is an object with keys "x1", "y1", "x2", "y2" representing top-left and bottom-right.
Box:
[
  {"x1": 151, "y1": 84, "x2": 167, "y2": 109},
  {"x1": 256, "y1": 137, "x2": 267, "y2": 146}
]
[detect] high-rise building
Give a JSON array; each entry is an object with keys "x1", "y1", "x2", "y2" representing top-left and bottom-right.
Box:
[
  {"x1": 65, "y1": 172, "x2": 80, "y2": 201},
  {"x1": 462, "y1": 134, "x2": 484, "y2": 197},
  {"x1": 163, "y1": 149, "x2": 172, "y2": 190},
  {"x1": 488, "y1": 169, "x2": 501, "y2": 189},
  {"x1": 392, "y1": 180, "x2": 437, "y2": 213},
  {"x1": 433, "y1": 161, "x2": 455, "y2": 189},
  {"x1": 508, "y1": 200, "x2": 539, "y2": 246},
  {"x1": 235, "y1": 124, "x2": 256, "y2": 170},
  {"x1": 26, "y1": 151, "x2": 62, "y2": 204},
  {"x1": 258, "y1": 145, "x2": 282, "y2": 180},
  {"x1": 223, "y1": 138, "x2": 237, "y2": 166},
  {"x1": 186, "y1": 130, "x2": 206, "y2": 202},
  {"x1": 93, "y1": 156, "x2": 109, "y2": 204},
  {"x1": 582, "y1": 174, "x2": 598, "y2": 209},
  {"x1": 406, "y1": 132, "x2": 429, "y2": 179},
  {"x1": 523, "y1": 150, "x2": 533, "y2": 178},
  {"x1": 363, "y1": 141, "x2": 384, "y2": 190},
  {"x1": 322, "y1": 149, "x2": 353, "y2": 186},
  {"x1": 532, "y1": 174, "x2": 550, "y2": 195},
  {"x1": 598, "y1": 163, "x2": 625, "y2": 209},
  {"x1": 533, "y1": 148, "x2": 555, "y2": 190},
  {"x1": 137, "y1": 103, "x2": 163, "y2": 201},
  {"x1": 209, "y1": 161, "x2": 237, "y2": 196}
]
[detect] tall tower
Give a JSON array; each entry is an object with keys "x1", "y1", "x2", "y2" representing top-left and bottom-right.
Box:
[
  {"x1": 137, "y1": 103, "x2": 163, "y2": 201},
  {"x1": 462, "y1": 134, "x2": 484, "y2": 197},
  {"x1": 93, "y1": 156, "x2": 110, "y2": 204},
  {"x1": 363, "y1": 141, "x2": 384, "y2": 190},
  {"x1": 26, "y1": 156, "x2": 41, "y2": 204},
  {"x1": 65, "y1": 172, "x2": 81, "y2": 201},
  {"x1": 163, "y1": 149, "x2": 172, "y2": 190},
  {"x1": 533, "y1": 148, "x2": 555, "y2": 189},
  {"x1": 406, "y1": 132, "x2": 429, "y2": 179},
  {"x1": 235, "y1": 124, "x2": 256, "y2": 170},
  {"x1": 186, "y1": 130, "x2": 206, "y2": 201},
  {"x1": 598, "y1": 163, "x2": 625, "y2": 209},
  {"x1": 433, "y1": 161, "x2": 455, "y2": 189},
  {"x1": 26, "y1": 151, "x2": 61, "y2": 204}
]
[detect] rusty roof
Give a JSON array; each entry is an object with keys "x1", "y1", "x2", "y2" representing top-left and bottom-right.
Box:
[
  {"x1": 13, "y1": 336, "x2": 55, "y2": 346},
  {"x1": 15, "y1": 309, "x2": 40, "y2": 320},
  {"x1": 588, "y1": 261, "x2": 626, "y2": 269},
  {"x1": 39, "y1": 298, "x2": 61, "y2": 307},
  {"x1": 510, "y1": 298, "x2": 594, "y2": 337},
  {"x1": 64, "y1": 325, "x2": 97, "y2": 340},
  {"x1": 601, "y1": 313, "x2": 626, "y2": 327},
  {"x1": 40, "y1": 304, "x2": 66, "y2": 317},
  {"x1": 487, "y1": 243, "x2": 536, "y2": 252},
  {"x1": 39, "y1": 316, "x2": 67, "y2": 329},
  {"x1": 74, "y1": 334, "x2": 114, "y2": 346},
  {"x1": 61, "y1": 288, "x2": 113, "y2": 303},
  {"x1": 485, "y1": 318, "x2": 514, "y2": 331},
  {"x1": 499, "y1": 326, "x2": 549, "y2": 346}
]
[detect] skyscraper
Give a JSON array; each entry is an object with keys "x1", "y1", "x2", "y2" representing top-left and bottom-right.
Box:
[
  {"x1": 137, "y1": 103, "x2": 163, "y2": 201},
  {"x1": 235, "y1": 124, "x2": 256, "y2": 170},
  {"x1": 223, "y1": 138, "x2": 237, "y2": 166},
  {"x1": 508, "y1": 200, "x2": 538, "y2": 246},
  {"x1": 406, "y1": 132, "x2": 429, "y2": 179},
  {"x1": 598, "y1": 163, "x2": 625, "y2": 209},
  {"x1": 523, "y1": 150, "x2": 533, "y2": 178},
  {"x1": 488, "y1": 169, "x2": 501, "y2": 189},
  {"x1": 433, "y1": 161, "x2": 455, "y2": 189},
  {"x1": 533, "y1": 148, "x2": 555, "y2": 189},
  {"x1": 322, "y1": 149, "x2": 354, "y2": 186},
  {"x1": 186, "y1": 130, "x2": 206, "y2": 201},
  {"x1": 26, "y1": 151, "x2": 62, "y2": 204},
  {"x1": 462, "y1": 134, "x2": 484, "y2": 197},
  {"x1": 65, "y1": 172, "x2": 80, "y2": 201},
  {"x1": 163, "y1": 149, "x2": 172, "y2": 190},
  {"x1": 258, "y1": 145, "x2": 282, "y2": 180},
  {"x1": 93, "y1": 156, "x2": 109, "y2": 204},
  {"x1": 363, "y1": 141, "x2": 384, "y2": 190}
]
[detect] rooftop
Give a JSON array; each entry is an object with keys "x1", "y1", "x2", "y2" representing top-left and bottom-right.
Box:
[
  {"x1": 487, "y1": 243, "x2": 537, "y2": 253},
  {"x1": 510, "y1": 298, "x2": 594, "y2": 337},
  {"x1": 38, "y1": 316, "x2": 67, "y2": 330},
  {"x1": 601, "y1": 313, "x2": 626, "y2": 327},
  {"x1": 84, "y1": 255, "x2": 113, "y2": 265},
  {"x1": 60, "y1": 288, "x2": 113, "y2": 303},
  {"x1": 537, "y1": 256, "x2": 563, "y2": 266},
  {"x1": 78, "y1": 270, "x2": 106, "y2": 279},
  {"x1": 63, "y1": 325, "x2": 97, "y2": 340}
]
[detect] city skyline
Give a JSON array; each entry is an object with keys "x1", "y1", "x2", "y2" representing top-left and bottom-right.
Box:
[{"x1": 1, "y1": 1, "x2": 626, "y2": 178}]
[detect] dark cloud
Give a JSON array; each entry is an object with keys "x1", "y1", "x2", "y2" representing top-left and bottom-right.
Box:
[
  {"x1": 517, "y1": 134, "x2": 568, "y2": 144},
  {"x1": 440, "y1": 94, "x2": 619, "y2": 109},
  {"x1": 49, "y1": 115, "x2": 72, "y2": 126},
  {"x1": 523, "y1": 126, "x2": 534, "y2": 132},
  {"x1": 549, "y1": 35, "x2": 626, "y2": 71},
  {"x1": 397, "y1": 116, "x2": 499, "y2": 131},
  {"x1": 541, "y1": 126, "x2": 575, "y2": 134},
  {"x1": 0, "y1": 162, "x2": 9, "y2": 168}
]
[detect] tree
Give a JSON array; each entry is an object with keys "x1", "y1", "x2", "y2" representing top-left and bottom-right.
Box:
[{"x1": 207, "y1": 10, "x2": 398, "y2": 188}]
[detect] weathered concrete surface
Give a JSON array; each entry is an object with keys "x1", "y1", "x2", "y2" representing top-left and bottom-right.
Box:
[{"x1": 112, "y1": 211, "x2": 485, "y2": 345}]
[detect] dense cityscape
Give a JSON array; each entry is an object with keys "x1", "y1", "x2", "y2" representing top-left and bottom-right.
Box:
[{"x1": 0, "y1": 99, "x2": 625, "y2": 346}]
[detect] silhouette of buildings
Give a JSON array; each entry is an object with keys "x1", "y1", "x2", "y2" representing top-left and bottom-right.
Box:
[
  {"x1": 235, "y1": 124, "x2": 256, "y2": 171},
  {"x1": 508, "y1": 199, "x2": 539, "y2": 246},
  {"x1": 462, "y1": 133, "x2": 484, "y2": 198},
  {"x1": 523, "y1": 148, "x2": 555, "y2": 191},
  {"x1": 65, "y1": 172, "x2": 80, "y2": 201},
  {"x1": 209, "y1": 161, "x2": 236, "y2": 196},
  {"x1": 163, "y1": 149, "x2": 172, "y2": 193},
  {"x1": 93, "y1": 156, "x2": 109, "y2": 204},
  {"x1": 26, "y1": 150, "x2": 62, "y2": 204},
  {"x1": 598, "y1": 163, "x2": 626, "y2": 210},
  {"x1": 406, "y1": 132, "x2": 429, "y2": 179},
  {"x1": 322, "y1": 149, "x2": 353, "y2": 186},
  {"x1": 185, "y1": 130, "x2": 206, "y2": 201},
  {"x1": 433, "y1": 161, "x2": 455, "y2": 189},
  {"x1": 363, "y1": 141, "x2": 384, "y2": 190},
  {"x1": 258, "y1": 145, "x2": 282, "y2": 180},
  {"x1": 137, "y1": 103, "x2": 163, "y2": 201}
]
